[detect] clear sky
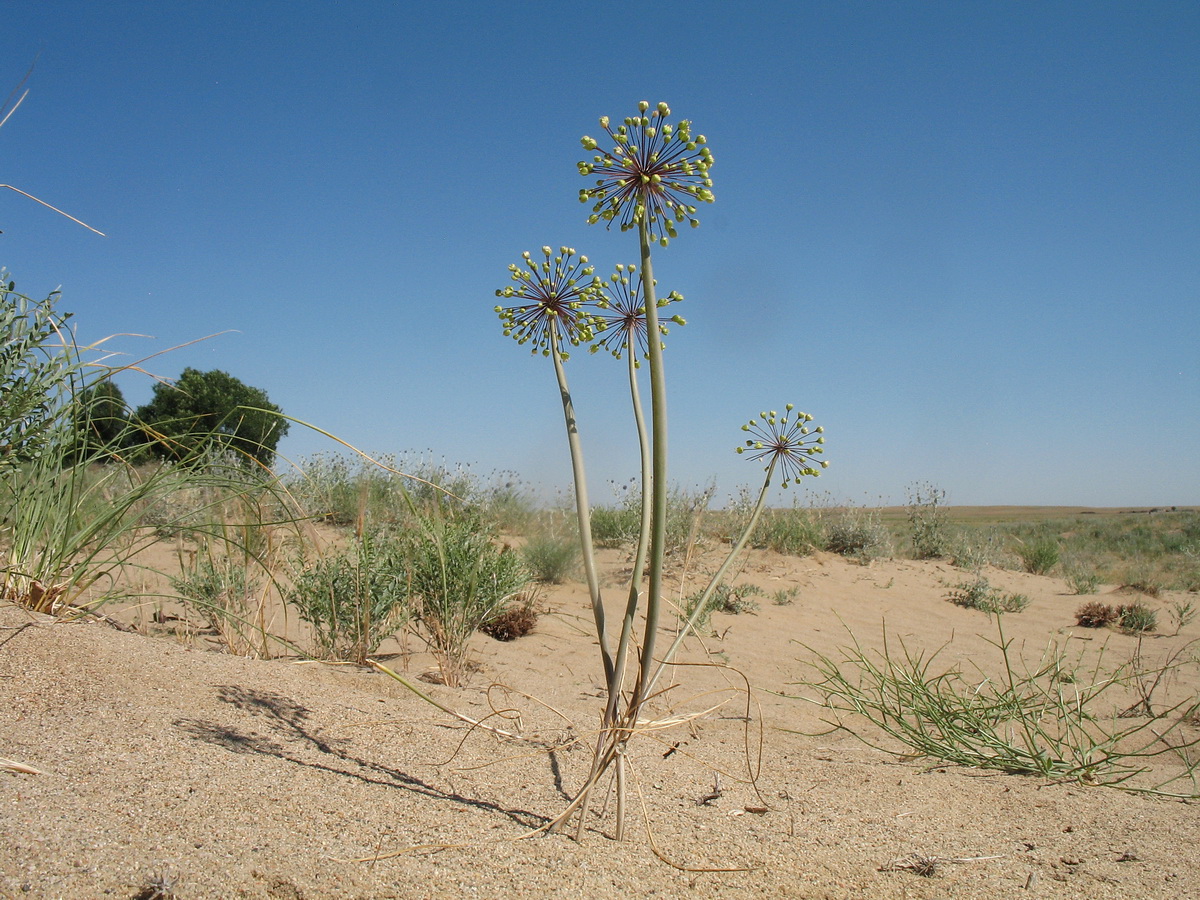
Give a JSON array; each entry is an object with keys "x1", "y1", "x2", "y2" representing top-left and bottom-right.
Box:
[{"x1": 4, "y1": 1, "x2": 1197, "y2": 508}]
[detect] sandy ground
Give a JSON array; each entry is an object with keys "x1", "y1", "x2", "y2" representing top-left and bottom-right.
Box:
[{"x1": 3, "y1": 546, "x2": 1199, "y2": 899}]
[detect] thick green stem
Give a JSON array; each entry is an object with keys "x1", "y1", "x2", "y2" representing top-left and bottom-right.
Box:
[
  {"x1": 549, "y1": 329, "x2": 614, "y2": 687},
  {"x1": 643, "y1": 457, "x2": 778, "y2": 701},
  {"x1": 632, "y1": 216, "x2": 669, "y2": 708}
]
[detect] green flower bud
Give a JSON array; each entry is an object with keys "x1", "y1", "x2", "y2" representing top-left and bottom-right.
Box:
[{"x1": 638, "y1": 100, "x2": 649, "y2": 112}]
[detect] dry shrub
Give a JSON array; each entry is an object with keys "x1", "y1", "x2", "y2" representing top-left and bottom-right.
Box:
[
  {"x1": 481, "y1": 599, "x2": 540, "y2": 641},
  {"x1": 1075, "y1": 601, "x2": 1118, "y2": 628}
]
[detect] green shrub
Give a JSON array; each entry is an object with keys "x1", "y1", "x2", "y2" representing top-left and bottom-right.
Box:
[
  {"x1": 522, "y1": 525, "x2": 580, "y2": 583},
  {"x1": 681, "y1": 582, "x2": 762, "y2": 631},
  {"x1": 1016, "y1": 538, "x2": 1060, "y2": 575},
  {"x1": 823, "y1": 508, "x2": 891, "y2": 561},
  {"x1": 287, "y1": 529, "x2": 411, "y2": 665},
  {"x1": 755, "y1": 506, "x2": 824, "y2": 556},
  {"x1": 946, "y1": 576, "x2": 1029, "y2": 614},
  {"x1": 171, "y1": 550, "x2": 264, "y2": 656},
  {"x1": 1117, "y1": 602, "x2": 1157, "y2": 634},
  {"x1": 1066, "y1": 567, "x2": 1101, "y2": 595},
  {"x1": 405, "y1": 518, "x2": 529, "y2": 686},
  {"x1": 907, "y1": 482, "x2": 951, "y2": 559}
]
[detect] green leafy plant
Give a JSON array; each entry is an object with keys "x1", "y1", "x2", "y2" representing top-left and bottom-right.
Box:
[
  {"x1": 136, "y1": 367, "x2": 289, "y2": 468},
  {"x1": 946, "y1": 576, "x2": 1029, "y2": 614},
  {"x1": 681, "y1": 582, "x2": 763, "y2": 631},
  {"x1": 405, "y1": 515, "x2": 530, "y2": 686},
  {"x1": 1066, "y1": 566, "x2": 1102, "y2": 595},
  {"x1": 1117, "y1": 602, "x2": 1158, "y2": 634},
  {"x1": 754, "y1": 504, "x2": 824, "y2": 556},
  {"x1": 287, "y1": 528, "x2": 411, "y2": 665},
  {"x1": 823, "y1": 507, "x2": 892, "y2": 561},
  {"x1": 793, "y1": 621, "x2": 1200, "y2": 796},
  {"x1": 906, "y1": 482, "x2": 950, "y2": 559},
  {"x1": 1015, "y1": 537, "x2": 1060, "y2": 575},
  {"x1": 171, "y1": 547, "x2": 264, "y2": 656},
  {"x1": 522, "y1": 525, "x2": 580, "y2": 584}
]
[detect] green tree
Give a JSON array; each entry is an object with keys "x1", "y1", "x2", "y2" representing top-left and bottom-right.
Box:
[
  {"x1": 135, "y1": 368, "x2": 289, "y2": 467},
  {"x1": 70, "y1": 379, "x2": 137, "y2": 463}
]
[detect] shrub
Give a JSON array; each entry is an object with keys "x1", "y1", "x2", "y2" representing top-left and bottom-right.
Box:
[
  {"x1": 1075, "y1": 601, "x2": 1118, "y2": 628},
  {"x1": 1066, "y1": 567, "x2": 1101, "y2": 595},
  {"x1": 1169, "y1": 600, "x2": 1197, "y2": 635},
  {"x1": 907, "y1": 482, "x2": 951, "y2": 559},
  {"x1": 823, "y1": 508, "x2": 891, "y2": 561},
  {"x1": 681, "y1": 582, "x2": 762, "y2": 631},
  {"x1": 1117, "y1": 602, "x2": 1157, "y2": 634},
  {"x1": 405, "y1": 517, "x2": 530, "y2": 685},
  {"x1": 481, "y1": 597, "x2": 540, "y2": 641},
  {"x1": 522, "y1": 527, "x2": 579, "y2": 583},
  {"x1": 171, "y1": 550, "x2": 264, "y2": 656},
  {"x1": 287, "y1": 529, "x2": 411, "y2": 665},
  {"x1": 946, "y1": 576, "x2": 1029, "y2": 614},
  {"x1": 755, "y1": 506, "x2": 824, "y2": 556},
  {"x1": 1016, "y1": 537, "x2": 1060, "y2": 575}
]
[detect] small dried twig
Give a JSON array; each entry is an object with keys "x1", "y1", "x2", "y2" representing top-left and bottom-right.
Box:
[
  {"x1": 880, "y1": 852, "x2": 1004, "y2": 877},
  {"x1": 0, "y1": 756, "x2": 43, "y2": 775}
]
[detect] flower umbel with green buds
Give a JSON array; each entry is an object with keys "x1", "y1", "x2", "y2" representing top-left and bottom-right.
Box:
[
  {"x1": 591, "y1": 263, "x2": 686, "y2": 362},
  {"x1": 578, "y1": 100, "x2": 715, "y2": 246},
  {"x1": 737, "y1": 404, "x2": 828, "y2": 488},
  {"x1": 495, "y1": 246, "x2": 603, "y2": 359}
]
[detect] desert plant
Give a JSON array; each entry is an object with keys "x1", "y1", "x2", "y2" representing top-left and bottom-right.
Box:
[
  {"x1": 946, "y1": 576, "x2": 1029, "y2": 614},
  {"x1": 522, "y1": 516, "x2": 580, "y2": 584},
  {"x1": 772, "y1": 587, "x2": 800, "y2": 606},
  {"x1": 823, "y1": 507, "x2": 891, "y2": 561},
  {"x1": 1066, "y1": 567, "x2": 1102, "y2": 595},
  {"x1": 906, "y1": 482, "x2": 950, "y2": 559},
  {"x1": 793, "y1": 621, "x2": 1200, "y2": 796},
  {"x1": 1117, "y1": 602, "x2": 1158, "y2": 634},
  {"x1": 480, "y1": 595, "x2": 540, "y2": 641},
  {"x1": 287, "y1": 528, "x2": 411, "y2": 665},
  {"x1": 470, "y1": 101, "x2": 831, "y2": 842},
  {"x1": 405, "y1": 515, "x2": 530, "y2": 686},
  {"x1": 681, "y1": 582, "x2": 762, "y2": 631},
  {"x1": 1075, "y1": 601, "x2": 1118, "y2": 628},
  {"x1": 754, "y1": 504, "x2": 824, "y2": 556},
  {"x1": 1015, "y1": 537, "x2": 1060, "y2": 575},
  {"x1": 1169, "y1": 600, "x2": 1197, "y2": 635},
  {"x1": 171, "y1": 548, "x2": 264, "y2": 656}
]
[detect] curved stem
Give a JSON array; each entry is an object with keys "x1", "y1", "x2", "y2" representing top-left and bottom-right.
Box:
[
  {"x1": 643, "y1": 457, "x2": 777, "y2": 701},
  {"x1": 549, "y1": 329, "x2": 614, "y2": 687}
]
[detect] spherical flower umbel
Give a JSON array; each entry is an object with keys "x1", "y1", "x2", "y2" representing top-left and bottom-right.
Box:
[
  {"x1": 736, "y1": 404, "x2": 828, "y2": 488},
  {"x1": 578, "y1": 101, "x2": 715, "y2": 245},
  {"x1": 495, "y1": 247, "x2": 603, "y2": 359},
  {"x1": 591, "y1": 263, "x2": 685, "y2": 362}
]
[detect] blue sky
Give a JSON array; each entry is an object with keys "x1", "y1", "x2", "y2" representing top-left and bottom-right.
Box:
[{"x1": 4, "y1": 1, "x2": 1197, "y2": 507}]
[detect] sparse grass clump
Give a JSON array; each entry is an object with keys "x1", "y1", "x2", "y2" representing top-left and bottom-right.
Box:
[
  {"x1": 681, "y1": 582, "x2": 762, "y2": 631},
  {"x1": 1117, "y1": 602, "x2": 1157, "y2": 634},
  {"x1": 946, "y1": 576, "x2": 1029, "y2": 614},
  {"x1": 1066, "y1": 566, "x2": 1102, "y2": 595},
  {"x1": 794, "y1": 621, "x2": 1200, "y2": 796},
  {"x1": 522, "y1": 517, "x2": 580, "y2": 583}
]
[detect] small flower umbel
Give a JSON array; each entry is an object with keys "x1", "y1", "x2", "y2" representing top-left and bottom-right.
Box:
[
  {"x1": 737, "y1": 404, "x2": 828, "y2": 488},
  {"x1": 495, "y1": 246, "x2": 603, "y2": 360},
  {"x1": 578, "y1": 101, "x2": 714, "y2": 245},
  {"x1": 591, "y1": 263, "x2": 685, "y2": 362}
]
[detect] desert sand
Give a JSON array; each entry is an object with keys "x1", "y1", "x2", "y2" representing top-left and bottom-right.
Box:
[{"x1": 3, "y1": 545, "x2": 1199, "y2": 899}]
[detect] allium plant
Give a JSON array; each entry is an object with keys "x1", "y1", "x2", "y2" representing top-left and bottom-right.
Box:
[{"x1": 490, "y1": 102, "x2": 828, "y2": 840}]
